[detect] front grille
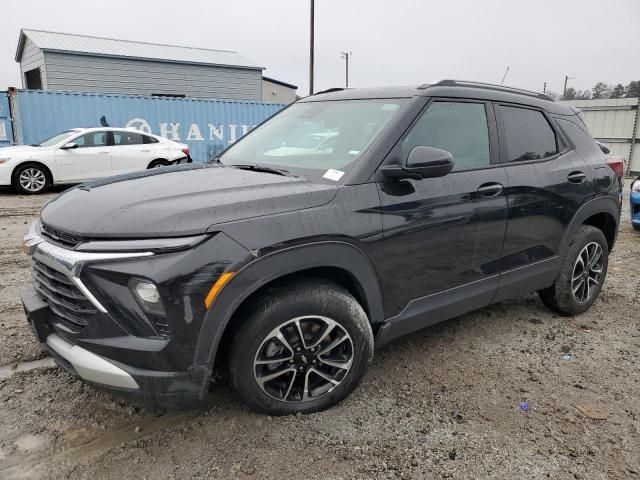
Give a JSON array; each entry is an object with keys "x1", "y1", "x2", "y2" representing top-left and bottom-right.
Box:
[
  {"x1": 40, "y1": 223, "x2": 83, "y2": 249},
  {"x1": 31, "y1": 259, "x2": 97, "y2": 332}
]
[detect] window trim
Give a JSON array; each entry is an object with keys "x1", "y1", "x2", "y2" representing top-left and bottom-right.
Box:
[
  {"x1": 393, "y1": 97, "x2": 501, "y2": 174},
  {"x1": 494, "y1": 102, "x2": 571, "y2": 166}
]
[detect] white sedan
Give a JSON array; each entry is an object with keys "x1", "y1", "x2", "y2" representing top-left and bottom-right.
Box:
[{"x1": 0, "y1": 128, "x2": 190, "y2": 194}]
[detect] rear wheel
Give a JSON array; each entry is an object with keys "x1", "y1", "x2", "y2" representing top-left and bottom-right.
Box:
[
  {"x1": 12, "y1": 163, "x2": 50, "y2": 194},
  {"x1": 228, "y1": 281, "x2": 374, "y2": 415},
  {"x1": 539, "y1": 226, "x2": 608, "y2": 315},
  {"x1": 148, "y1": 159, "x2": 169, "y2": 169}
]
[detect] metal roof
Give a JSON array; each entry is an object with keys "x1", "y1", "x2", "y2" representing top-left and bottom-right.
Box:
[
  {"x1": 262, "y1": 76, "x2": 298, "y2": 90},
  {"x1": 16, "y1": 29, "x2": 263, "y2": 70}
]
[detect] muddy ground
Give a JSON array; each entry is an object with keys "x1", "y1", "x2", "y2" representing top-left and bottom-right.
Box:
[{"x1": 0, "y1": 184, "x2": 638, "y2": 480}]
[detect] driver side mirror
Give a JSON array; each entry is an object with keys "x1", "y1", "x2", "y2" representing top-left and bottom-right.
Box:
[
  {"x1": 61, "y1": 142, "x2": 78, "y2": 150},
  {"x1": 382, "y1": 146, "x2": 454, "y2": 180}
]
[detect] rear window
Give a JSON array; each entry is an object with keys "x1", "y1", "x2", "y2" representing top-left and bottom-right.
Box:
[{"x1": 500, "y1": 106, "x2": 558, "y2": 162}]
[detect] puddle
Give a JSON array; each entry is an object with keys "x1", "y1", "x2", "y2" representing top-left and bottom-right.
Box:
[{"x1": 0, "y1": 358, "x2": 55, "y2": 381}]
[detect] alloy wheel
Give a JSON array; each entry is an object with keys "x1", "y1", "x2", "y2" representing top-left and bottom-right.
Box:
[
  {"x1": 571, "y1": 241, "x2": 604, "y2": 303},
  {"x1": 19, "y1": 168, "x2": 46, "y2": 192},
  {"x1": 253, "y1": 316, "x2": 354, "y2": 403}
]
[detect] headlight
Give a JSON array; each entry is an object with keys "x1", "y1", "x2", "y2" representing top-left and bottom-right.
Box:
[
  {"x1": 632, "y1": 181, "x2": 640, "y2": 194},
  {"x1": 0, "y1": 157, "x2": 11, "y2": 164}
]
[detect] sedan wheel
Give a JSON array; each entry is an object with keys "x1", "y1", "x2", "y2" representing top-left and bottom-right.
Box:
[{"x1": 13, "y1": 165, "x2": 50, "y2": 194}]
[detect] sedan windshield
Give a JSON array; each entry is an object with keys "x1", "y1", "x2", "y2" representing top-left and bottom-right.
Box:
[
  {"x1": 36, "y1": 130, "x2": 79, "y2": 147},
  {"x1": 220, "y1": 99, "x2": 407, "y2": 180}
]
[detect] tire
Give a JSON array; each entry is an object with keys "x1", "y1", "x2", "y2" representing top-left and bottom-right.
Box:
[
  {"x1": 148, "y1": 159, "x2": 170, "y2": 169},
  {"x1": 633, "y1": 224, "x2": 640, "y2": 231},
  {"x1": 538, "y1": 225, "x2": 608, "y2": 315},
  {"x1": 12, "y1": 163, "x2": 51, "y2": 194},
  {"x1": 228, "y1": 281, "x2": 374, "y2": 415}
]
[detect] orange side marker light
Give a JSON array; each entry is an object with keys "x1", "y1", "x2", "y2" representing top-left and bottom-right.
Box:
[{"x1": 204, "y1": 272, "x2": 234, "y2": 309}]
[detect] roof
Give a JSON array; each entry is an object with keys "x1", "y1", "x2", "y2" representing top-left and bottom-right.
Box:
[
  {"x1": 15, "y1": 29, "x2": 263, "y2": 70},
  {"x1": 303, "y1": 81, "x2": 575, "y2": 115},
  {"x1": 262, "y1": 76, "x2": 298, "y2": 90}
]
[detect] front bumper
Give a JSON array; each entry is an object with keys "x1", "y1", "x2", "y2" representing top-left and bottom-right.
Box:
[
  {"x1": 0, "y1": 164, "x2": 12, "y2": 186},
  {"x1": 21, "y1": 224, "x2": 251, "y2": 409}
]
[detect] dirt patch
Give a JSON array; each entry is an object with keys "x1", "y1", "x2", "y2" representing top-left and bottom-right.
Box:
[{"x1": 0, "y1": 186, "x2": 639, "y2": 479}]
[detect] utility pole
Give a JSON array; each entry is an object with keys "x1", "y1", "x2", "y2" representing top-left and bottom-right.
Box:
[
  {"x1": 309, "y1": 0, "x2": 315, "y2": 95},
  {"x1": 543, "y1": 81, "x2": 546, "y2": 93},
  {"x1": 341, "y1": 51, "x2": 352, "y2": 88},
  {"x1": 563, "y1": 75, "x2": 574, "y2": 96}
]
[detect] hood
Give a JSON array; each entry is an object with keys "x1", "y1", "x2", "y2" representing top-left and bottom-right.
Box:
[
  {"x1": 0, "y1": 145, "x2": 42, "y2": 157},
  {"x1": 40, "y1": 164, "x2": 338, "y2": 238}
]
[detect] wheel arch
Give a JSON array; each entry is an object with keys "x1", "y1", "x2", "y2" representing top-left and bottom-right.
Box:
[
  {"x1": 561, "y1": 196, "x2": 620, "y2": 254},
  {"x1": 193, "y1": 241, "x2": 385, "y2": 372},
  {"x1": 12, "y1": 161, "x2": 54, "y2": 185},
  {"x1": 147, "y1": 158, "x2": 169, "y2": 168}
]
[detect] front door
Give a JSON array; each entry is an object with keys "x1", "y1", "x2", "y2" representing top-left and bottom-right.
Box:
[
  {"x1": 376, "y1": 99, "x2": 508, "y2": 338},
  {"x1": 55, "y1": 131, "x2": 112, "y2": 182}
]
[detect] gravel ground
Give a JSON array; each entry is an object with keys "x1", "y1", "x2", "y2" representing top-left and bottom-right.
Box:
[{"x1": 0, "y1": 184, "x2": 638, "y2": 480}]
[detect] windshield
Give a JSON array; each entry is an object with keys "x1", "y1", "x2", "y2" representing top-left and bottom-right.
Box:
[
  {"x1": 37, "y1": 130, "x2": 78, "y2": 147},
  {"x1": 220, "y1": 99, "x2": 407, "y2": 180}
]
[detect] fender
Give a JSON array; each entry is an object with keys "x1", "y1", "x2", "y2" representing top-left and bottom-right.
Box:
[
  {"x1": 559, "y1": 195, "x2": 620, "y2": 256},
  {"x1": 192, "y1": 240, "x2": 385, "y2": 369}
]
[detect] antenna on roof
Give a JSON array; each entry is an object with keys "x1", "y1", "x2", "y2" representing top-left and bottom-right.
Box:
[{"x1": 500, "y1": 66, "x2": 510, "y2": 85}]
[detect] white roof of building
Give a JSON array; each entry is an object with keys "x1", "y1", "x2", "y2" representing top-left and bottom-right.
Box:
[{"x1": 16, "y1": 29, "x2": 263, "y2": 70}]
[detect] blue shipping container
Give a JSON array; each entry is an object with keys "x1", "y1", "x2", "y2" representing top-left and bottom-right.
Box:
[
  {"x1": 12, "y1": 90, "x2": 284, "y2": 161},
  {"x1": 0, "y1": 93, "x2": 14, "y2": 147}
]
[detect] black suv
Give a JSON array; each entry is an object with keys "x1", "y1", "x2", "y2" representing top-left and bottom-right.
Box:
[{"x1": 21, "y1": 80, "x2": 622, "y2": 414}]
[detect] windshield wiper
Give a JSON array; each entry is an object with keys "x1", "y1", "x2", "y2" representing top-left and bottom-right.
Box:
[
  {"x1": 232, "y1": 164, "x2": 295, "y2": 177},
  {"x1": 29, "y1": 144, "x2": 40, "y2": 147}
]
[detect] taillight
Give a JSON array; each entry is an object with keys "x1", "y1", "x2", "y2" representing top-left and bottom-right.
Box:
[
  {"x1": 606, "y1": 158, "x2": 624, "y2": 179},
  {"x1": 181, "y1": 147, "x2": 190, "y2": 156}
]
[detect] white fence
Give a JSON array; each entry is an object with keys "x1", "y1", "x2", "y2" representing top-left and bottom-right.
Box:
[{"x1": 562, "y1": 98, "x2": 640, "y2": 175}]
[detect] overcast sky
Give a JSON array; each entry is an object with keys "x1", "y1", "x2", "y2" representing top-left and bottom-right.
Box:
[{"x1": 2, "y1": 0, "x2": 639, "y2": 96}]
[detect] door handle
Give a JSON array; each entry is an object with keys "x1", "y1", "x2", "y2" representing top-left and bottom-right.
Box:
[
  {"x1": 98, "y1": 151, "x2": 109, "y2": 154},
  {"x1": 140, "y1": 149, "x2": 151, "y2": 153},
  {"x1": 477, "y1": 182, "x2": 504, "y2": 197},
  {"x1": 567, "y1": 171, "x2": 587, "y2": 183}
]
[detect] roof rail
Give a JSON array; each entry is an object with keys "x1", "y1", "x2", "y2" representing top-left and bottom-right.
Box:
[
  {"x1": 418, "y1": 79, "x2": 553, "y2": 102},
  {"x1": 313, "y1": 87, "x2": 346, "y2": 95}
]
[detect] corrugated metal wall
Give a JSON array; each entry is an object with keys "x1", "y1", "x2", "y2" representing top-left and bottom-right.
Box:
[
  {"x1": 0, "y1": 94, "x2": 13, "y2": 147},
  {"x1": 563, "y1": 98, "x2": 640, "y2": 175},
  {"x1": 10, "y1": 90, "x2": 283, "y2": 161},
  {"x1": 42, "y1": 52, "x2": 262, "y2": 101}
]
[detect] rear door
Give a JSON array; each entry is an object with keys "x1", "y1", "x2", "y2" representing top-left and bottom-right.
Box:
[
  {"x1": 376, "y1": 98, "x2": 508, "y2": 333},
  {"x1": 55, "y1": 131, "x2": 112, "y2": 182},
  {"x1": 493, "y1": 103, "x2": 594, "y2": 301},
  {"x1": 110, "y1": 130, "x2": 155, "y2": 174}
]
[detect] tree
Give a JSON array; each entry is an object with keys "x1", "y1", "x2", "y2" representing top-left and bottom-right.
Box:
[
  {"x1": 610, "y1": 84, "x2": 626, "y2": 98},
  {"x1": 626, "y1": 81, "x2": 640, "y2": 98},
  {"x1": 576, "y1": 89, "x2": 592, "y2": 100},
  {"x1": 545, "y1": 90, "x2": 559, "y2": 100},
  {"x1": 592, "y1": 82, "x2": 610, "y2": 99},
  {"x1": 562, "y1": 87, "x2": 576, "y2": 100}
]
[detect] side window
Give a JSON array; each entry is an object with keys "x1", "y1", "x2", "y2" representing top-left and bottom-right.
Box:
[
  {"x1": 113, "y1": 131, "x2": 144, "y2": 146},
  {"x1": 500, "y1": 106, "x2": 558, "y2": 162},
  {"x1": 142, "y1": 135, "x2": 159, "y2": 144},
  {"x1": 402, "y1": 102, "x2": 490, "y2": 171},
  {"x1": 555, "y1": 118, "x2": 602, "y2": 158},
  {"x1": 74, "y1": 131, "x2": 108, "y2": 148}
]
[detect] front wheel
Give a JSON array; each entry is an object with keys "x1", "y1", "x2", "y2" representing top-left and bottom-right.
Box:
[
  {"x1": 539, "y1": 225, "x2": 608, "y2": 315},
  {"x1": 228, "y1": 281, "x2": 374, "y2": 415},
  {"x1": 12, "y1": 163, "x2": 50, "y2": 194}
]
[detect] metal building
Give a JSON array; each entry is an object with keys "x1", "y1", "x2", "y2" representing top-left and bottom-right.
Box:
[
  {"x1": 15, "y1": 29, "x2": 265, "y2": 101},
  {"x1": 262, "y1": 76, "x2": 298, "y2": 104},
  {"x1": 562, "y1": 98, "x2": 640, "y2": 175}
]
